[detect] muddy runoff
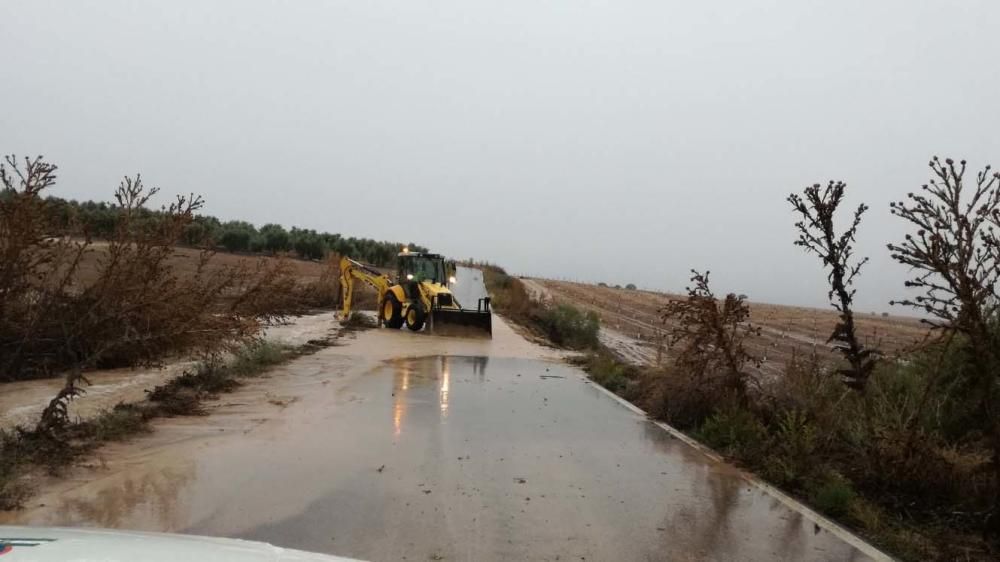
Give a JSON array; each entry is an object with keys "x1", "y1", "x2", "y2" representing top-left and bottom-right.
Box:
[
  {"x1": 1, "y1": 317, "x2": 882, "y2": 561},
  {"x1": 0, "y1": 312, "x2": 341, "y2": 431}
]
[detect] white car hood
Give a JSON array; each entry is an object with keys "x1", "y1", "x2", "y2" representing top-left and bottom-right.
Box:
[{"x1": 0, "y1": 526, "x2": 362, "y2": 562}]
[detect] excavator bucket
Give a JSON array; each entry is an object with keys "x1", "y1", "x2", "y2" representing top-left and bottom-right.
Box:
[{"x1": 430, "y1": 297, "x2": 493, "y2": 337}]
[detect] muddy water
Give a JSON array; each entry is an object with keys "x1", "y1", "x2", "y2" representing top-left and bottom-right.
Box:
[
  {"x1": 3, "y1": 324, "x2": 880, "y2": 561},
  {"x1": 0, "y1": 312, "x2": 340, "y2": 431},
  {"x1": 232, "y1": 357, "x2": 874, "y2": 562}
]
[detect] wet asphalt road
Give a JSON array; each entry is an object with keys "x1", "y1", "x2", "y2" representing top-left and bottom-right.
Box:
[
  {"x1": 2, "y1": 313, "x2": 885, "y2": 561},
  {"x1": 194, "y1": 356, "x2": 876, "y2": 561}
]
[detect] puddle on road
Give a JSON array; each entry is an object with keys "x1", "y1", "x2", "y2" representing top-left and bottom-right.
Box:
[{"x1": 3, "y1": 355, "x2": 876, "y2": 561}]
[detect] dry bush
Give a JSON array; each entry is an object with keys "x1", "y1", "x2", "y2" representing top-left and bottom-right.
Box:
[
  {"x1": 482, "y1": 266, "x2": 601, "y2": 349},
  {"x1": 0, "y1": 156, "x2": 301, "y2": 433},
  {"x1": 575, "y1": 158, "x2": 1000, "y2": 558},
  {"x1": 296, "y1": 254, "x2": 342, "y2": 308},
  {"x1": 789, "y1": 181, "x2": 878, "y2": 390},
  {"x1": 823, "y1": 349, "x2": 987, "y2": 538},
  {"x1": 644, "y1": 364, "x2": 727, "y2": 428},
  {"x1": 649, "y1": 271, "x2": 762, "y2": 429},
  {"x1": 0, "y1": 156, "x2": 88, "y2": 379},
  {"x1": 660, "y1": 270, "x2": 760, "y2": 408},
  {"x1": 887, "y1": 156, "x2": 1000, "y2": 535},
  {"x1": 294, "y1": 253, "x2": 381, "y2": 311},
  {"x1": 762, "y1": 351, "x2": 845, "y2": 428},
  {"x1": 482, "y1": 266, "x2": 534, "y2": 319},
  {"x1": 888, "y1": 158, "x2": 1000, "y2": 331}
]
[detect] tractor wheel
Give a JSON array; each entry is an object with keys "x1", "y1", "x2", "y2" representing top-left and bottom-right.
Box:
[
  {"x1": 405, "y1": 304, "x2": 426, "y2": 332},
  {"x1": 381, "y1": 293, "x2": 404, "y2": 329}
]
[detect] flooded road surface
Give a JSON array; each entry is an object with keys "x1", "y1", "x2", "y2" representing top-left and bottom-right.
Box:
[
  {"x1": 233, "y1": 356, "x2": 877, "y2": 561},
  {"x1": 2, "y1": 319, "x2": 885, "y2": 561}
]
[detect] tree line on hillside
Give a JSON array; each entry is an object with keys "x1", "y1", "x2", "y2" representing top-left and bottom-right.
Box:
[{"x1": 31, "y1": 193, "x2": 427, "y2": 266}]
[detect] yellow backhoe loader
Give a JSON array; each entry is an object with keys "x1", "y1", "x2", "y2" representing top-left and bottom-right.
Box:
[{"x1": 339, "y1": 250, "x2": 492, "y2": 336}]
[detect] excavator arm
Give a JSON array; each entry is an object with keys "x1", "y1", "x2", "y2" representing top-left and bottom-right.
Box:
[{"x1": 339, "y1": 256, "x2": 392, "y2": 322}]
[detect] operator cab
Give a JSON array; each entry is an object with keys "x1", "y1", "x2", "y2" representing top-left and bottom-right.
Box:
[{"x1": 397, "y1": 250, "x2": 456, "y2": 287}]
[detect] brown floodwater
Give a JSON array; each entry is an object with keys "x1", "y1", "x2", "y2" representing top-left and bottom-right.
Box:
[
  {"x1": 2, "y1": 324, "x2": 887, "y2": 561},
  {"x1": 0, "y1": 311, "x2": 341, "y2": 431}
]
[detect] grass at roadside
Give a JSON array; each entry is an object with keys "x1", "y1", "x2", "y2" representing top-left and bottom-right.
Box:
[
  {"x1": 482, "y1": 266, "x2": 600, "y2": 350},
  {"x1": 0, "y1": 338, "x2": 334, "y2": 510},
  {"x1": 570, "y1": 351, "x2": 643, "y2": 399},
  {"x1": 577, "y1": 348, "x2": 990, "y2": 561}
]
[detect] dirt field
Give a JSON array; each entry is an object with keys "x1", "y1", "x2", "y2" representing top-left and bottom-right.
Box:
[
  {"x1": 71, "y1": 243, "x2": 333, "y2": 285},
  {"x1": 523, "y1": 278, "x2": 930, "y2": 376},
  {"x1": 68, "y1": 244, "x2": 395, "y2": 311}
]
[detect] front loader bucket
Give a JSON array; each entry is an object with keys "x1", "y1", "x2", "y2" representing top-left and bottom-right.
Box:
[{"x1": 430, "y1": 297, "x2": 493, "y2": 337}]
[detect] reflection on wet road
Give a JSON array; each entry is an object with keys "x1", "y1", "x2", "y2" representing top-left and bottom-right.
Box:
[
  {"x1": 227, "y1": 356, "x2": 871, "y2": 561},
  {"x1": 5, "y1": 354, "x2": 878, "y2": 561}
]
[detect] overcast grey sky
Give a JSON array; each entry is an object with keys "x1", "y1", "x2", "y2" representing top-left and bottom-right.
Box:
[{"x1": 3, "y1": 1, "x2": 998, "y2": 312}]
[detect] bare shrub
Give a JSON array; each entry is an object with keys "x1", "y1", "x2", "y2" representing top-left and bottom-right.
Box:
[
  {"x1": 658, "y1": 270, "x2": 760, "y2": 422},
  {"x1": 0, "y1": 155, "x2": 300, "y2": 433},
  {"x1": 764, "y1": 350, "x2": 844, "y2": 427},
  {"x1": 886, "y1": 156, "x2": 1000, "y2": 535},
  {"x1": 789, "y1": 181, "x2": 878, "y2": 390},
  {"x1": 0, "y1": 156, "x2": 88, "y2": 379},
  {"x1": 483, "y1": 266, "x2": 534, "y2": 319},
  {"x1": 297, "y1": 255, "x2": 342, "y2": 308},
  {"x1": 888, "y1": 158, "x2": 1000, "y2": 330},
  {"x1": 0, "y1": 430, "x2": 31, "y2": 509}
]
